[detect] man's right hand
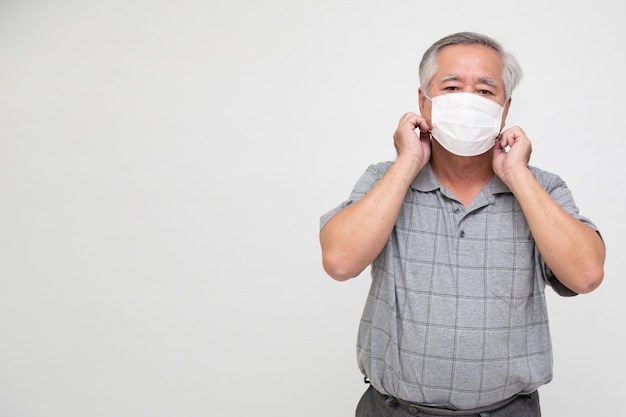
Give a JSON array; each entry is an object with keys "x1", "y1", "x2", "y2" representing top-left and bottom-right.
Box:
[{"x1": 393, "y1": 112, "x2": 431, "y2": 169}]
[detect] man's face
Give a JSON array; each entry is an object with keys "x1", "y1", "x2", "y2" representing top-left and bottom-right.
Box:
[{"x1": 419, "y1": 44, "x2": 511, "y2": 129}]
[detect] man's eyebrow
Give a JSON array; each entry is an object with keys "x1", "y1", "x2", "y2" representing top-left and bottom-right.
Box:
[
  {"x1": 439, "y1": 75, "x2": 499, "y2": 87},
  {"x1": 441, "y1": 75, "x2": 462, "y2": 82},
  {"x1": 478, "y1": 77, "x2": 499, "y2": 87}
]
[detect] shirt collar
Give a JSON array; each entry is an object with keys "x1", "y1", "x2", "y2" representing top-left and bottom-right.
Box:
[
  {"x1": 410, "y1": 163, "x2": 440, "y2": 192},
  {"x1": 410, "y1": 163, "x2": 512, "y2": 195}
]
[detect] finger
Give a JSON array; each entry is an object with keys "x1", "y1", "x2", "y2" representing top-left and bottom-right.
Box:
[
  {"x1": 407, "y1": 115, "x2": 430, "y2": 133},
  {"x1": 419, "y1": 130, "x2": 431, "y2": 141},
  {"x1": 498, "y1": 133, "x2": 514, "y2": 149},
  {"x1": 398, "y1": 112, "x2": 418, "y2": 125},
  {"x1": 398, "y1": 112, "x2": 430, "y2": 132},
  {"x1": 415, "y1": 118, "x2": 431, "y2": 133},
  {"x1": 498, "y1": 127, "x2": 522, "y2": 148}
]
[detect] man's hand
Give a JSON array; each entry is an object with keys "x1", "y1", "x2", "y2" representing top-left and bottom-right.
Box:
[
  {"x1": 393, "y1": 112, "x2": 431, "y2": 169},
  {"x1": 492, "y1": 126, "x2": 532, "y2": 185}
]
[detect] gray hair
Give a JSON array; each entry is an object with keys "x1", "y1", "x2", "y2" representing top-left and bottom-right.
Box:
[{"x1": 419, "y1": 32, "x2": 522, "y2": 100}]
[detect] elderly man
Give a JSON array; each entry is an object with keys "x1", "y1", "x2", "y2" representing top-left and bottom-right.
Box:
[{"x1": 319, "y1": 32, "x2": 605, "y2": 417}]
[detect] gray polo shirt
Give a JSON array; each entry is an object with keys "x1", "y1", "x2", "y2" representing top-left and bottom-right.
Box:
[{"x1": 320, "y1": 162, "x2": 599, "y2": 411}]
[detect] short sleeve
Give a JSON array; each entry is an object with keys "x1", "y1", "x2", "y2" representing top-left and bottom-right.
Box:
[
  {"x1": 532, "y1": 167, "x2": 602, "y2": 296},
  {"x1": 319, "y1": 162, "x2": 392, "y2": 230}
]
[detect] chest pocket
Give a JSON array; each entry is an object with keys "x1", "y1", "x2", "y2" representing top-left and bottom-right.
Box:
[{"x1": 487, "y1": 238, "x2": 535, "y2": 307}]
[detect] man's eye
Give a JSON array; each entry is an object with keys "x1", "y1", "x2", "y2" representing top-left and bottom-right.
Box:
[{"x1": 478, "y1": 89, "x2": 493, "y2": 95}]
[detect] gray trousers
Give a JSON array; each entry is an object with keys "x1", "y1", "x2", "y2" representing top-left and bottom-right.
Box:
[{"x1": 356, "y1": 385, "x2": 541, "y2": 417}]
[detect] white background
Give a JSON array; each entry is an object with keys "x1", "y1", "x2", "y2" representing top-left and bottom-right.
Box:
[{"x1": 0, "y1": 1, "x2": 623, "y2": 416}]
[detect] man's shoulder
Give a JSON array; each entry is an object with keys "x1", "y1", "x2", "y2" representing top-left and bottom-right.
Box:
[
  {"x1": 527, "y1": 165, "x2": 563, "y2": 188},
  {"x1": 368, "y1": 161, "x2": 394, "y2": 175}
]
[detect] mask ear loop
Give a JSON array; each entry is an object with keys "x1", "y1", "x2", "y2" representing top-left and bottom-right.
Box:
[{"x1": 496, "y1": 107, "x2": 506, "y2": 149}]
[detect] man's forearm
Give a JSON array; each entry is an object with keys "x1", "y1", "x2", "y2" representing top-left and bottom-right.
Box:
[
  {"x1": 504, "y1": 168, "x2": 605, "y2": 293},
  {"x1": 320, "y1": 155, "x2": 422, "y2": 281}
]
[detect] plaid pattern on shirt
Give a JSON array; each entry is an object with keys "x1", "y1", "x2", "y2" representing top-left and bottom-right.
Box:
[{"x1": 320, "y1": 162, "x2": 598, "y2": 411}]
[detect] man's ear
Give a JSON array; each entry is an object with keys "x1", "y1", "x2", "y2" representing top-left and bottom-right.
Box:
[
  {"x1": 500, "y1": 96, "x2": 512, "y2": 129},
  {"x1": 418, "y1": 88, "x2": 426, "y2": 114}
]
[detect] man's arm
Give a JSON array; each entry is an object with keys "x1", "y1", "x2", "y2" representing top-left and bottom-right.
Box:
[
  {"x1": 320, "y1": 113, "x2": 430, "y2": 281},
  {"x1": 493, "y1": 127, "x2": 605, "y2": 293}
]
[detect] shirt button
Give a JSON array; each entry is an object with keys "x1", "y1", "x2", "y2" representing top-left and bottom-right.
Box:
[
  {"x1": 453, "y1": 208, "x2": 460, "y2": 214},
  {"x1": 459, "y1": 230, "x2": 465, "y2": 238}
]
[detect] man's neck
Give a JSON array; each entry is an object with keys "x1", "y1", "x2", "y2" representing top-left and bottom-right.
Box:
[{"x1": 430, "y1": 142, "x2": 494, "y2": 206}]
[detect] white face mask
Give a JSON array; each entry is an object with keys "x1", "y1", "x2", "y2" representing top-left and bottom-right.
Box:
[{"x1": 427, "y1": 92, "x2": 505, "y2": 156}]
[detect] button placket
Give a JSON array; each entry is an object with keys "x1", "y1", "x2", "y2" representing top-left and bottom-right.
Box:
[{"x1": 453, "y1": 205, "x2": 465, "y2": 238}]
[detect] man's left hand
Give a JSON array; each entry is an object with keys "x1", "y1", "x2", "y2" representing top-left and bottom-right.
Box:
[{"x1": 492, "y1": 126, "x2": 532, "y2": 185}]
